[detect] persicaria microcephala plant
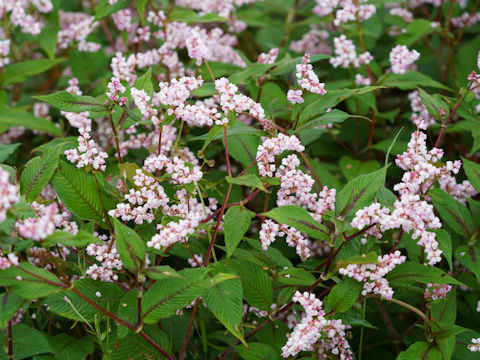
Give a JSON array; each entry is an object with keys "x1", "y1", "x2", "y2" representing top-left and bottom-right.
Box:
[{"x1": 1, "y1": 0, "x2": 480, "y2": 359}]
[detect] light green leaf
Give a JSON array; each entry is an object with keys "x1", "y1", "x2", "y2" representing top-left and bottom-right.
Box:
[
  {"x1": 0, "y1": 110, "x2": 61, "y2": 136},
  {"x1": 381, "y1": 71, "x2": 450, "y2": 91},
  {"x1": 397, "y1": 341, "x2": 441, "y2": 360},
  {"x1": 226, "y1": 174, "x2": 266, "y2": 191},
  {"x1": 42, "y1": 230, "x2": 99, "y2": 248},
  {"x1": 95, "y1": 0, "x2": 130, "y2": 20},
  {"x1": 277, "y1": 267, "x2": 316, "y2": 286}
]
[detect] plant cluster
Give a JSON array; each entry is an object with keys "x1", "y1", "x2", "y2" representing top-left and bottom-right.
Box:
[{"x1": 1, "y1": 0, "x2": 480, "y2": 359}]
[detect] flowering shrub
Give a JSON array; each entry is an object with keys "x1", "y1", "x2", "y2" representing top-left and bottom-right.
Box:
[{"x1": 2, "y1": 0, "x2": 480, "y2": 359}]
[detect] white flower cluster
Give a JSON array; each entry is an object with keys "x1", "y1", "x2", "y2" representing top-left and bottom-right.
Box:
[
  {"x1": 0, "y1": 167, "x2": 18, "y2": 222},
  {"x1": 389, "y1": 45, "x2": 420, "y2": 74},
  {"x1": 86, "y1": 241, "x2": 123, "y2": 282}
]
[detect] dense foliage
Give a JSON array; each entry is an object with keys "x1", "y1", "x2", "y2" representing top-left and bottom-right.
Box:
[{"x1": 1, "y1": 0, "x2": 480, "y2": 359}]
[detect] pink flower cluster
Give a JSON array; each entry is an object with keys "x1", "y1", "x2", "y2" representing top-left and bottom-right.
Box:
[
  {"x1": 15, "y1": 202, "x2": 77, "y2": 241},
  {"x1": 389, "y1": 45, "x2": 420, "y2": 74},
  {"x1": 339, "y1": 251, "x2": 406, "y2": 299},
  {"x1": 28, "y1": 245, "x2": 69, "y2": 270},
  {"x1": 57, "y1": 10, "x2": 100, "y2": 52},
  {"x1": 424, "y1": 283, "x2": 452, "y2": 300},
  {"x1": 147, "y1": 189, "x2": 217, "y2": 250},
  {"x1": 0, "y1": 39, "x2": 10, "y2": 67},
  {"x1": 258, "y1": 48, "x2": 279, "y2": 64},
  {"x1": 282, "y1": 291, "x2": 353, "y2": 359},
  {"x1": 144, "y1": 154, "x2": 203, "y2": 185},
  {"x1": 106, "y1": 77, "x2": 127, "y2": 105},
  {"x1": 109, "y1": 169, "x2": 169, "y2": 225},
  {"x1": 351, "y1": 123, "x2": 472, "y2": 265},
  {"x1": 0, "y1": 250, "x2": 18, "y2": 270},
  {"x1": 296, "y1": 53, "x2": 327, "y2": 95},
  {"x1": 0, "y1": 0, "x2": 52, "y2": 36},
  {"x1": 468, "y1": 338, "x2": 480, "y2": 352},
  {"x1": 154, "y1": 76, "x2": 204, "y2": 107},
  {"x1": 260, "y1": 220, "x2": 311, "y2": 260},
  {"x1": 65, "y1": 127, "x2": 108, "y2": 172},
  {"x1": 86, "y1": 241, "x2": 123, "y2": 282},
  {"x1": 313, "y1": 0, "x2": 376, "y2": 26},
  {"x1": 0, "y1": 167, "x2": 18, "y2": 222},
  {"x1": 330, "y1": 35, "x2": 373, "y2": 69},
  {"x1": 287, "y1": 90, "x2": 304, "y2": 104}
]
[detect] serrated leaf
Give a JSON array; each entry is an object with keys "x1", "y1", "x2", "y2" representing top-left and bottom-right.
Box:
[
  {"x1": 230, "y1": 260, "x2": 272, "y2": 311},
  {"x1": 144, "y1": 266, "x2": 184, "y2": 280},
  {"x1": 46, "y1": 334, "x2": 95, "y2": 360},
  {"x1": 0, "y1": 293, "x2": 26, "y2": 330},
  {"x1": 462, "y1": 157, "x2": 480, "y2": 193},
  {"x1": 226, "y1": 174, "x2": 266, "y2": 191},
  {"x1": 141, "y1": 269, "x2": 235, "y2": 323},
  {"x1": 33, "y1": 90, "x2": 106, "y2": 113},
  {"x1": 0, "y1": 143, "x2": 20, "y2": 162},
  {"x1": 20, "y1": 148, "x2": 61, "y2": 202},
  {"x1": 0, "y1": 109, "x2": 61, "y2": 136},
  {"x1": 382, "y1": 71, "x2": 451, "y2": 91},
  {"x1": 327, "y1": 278, "x2": 363, "y2": 313},
  {"x1": 277, "y1": 267, "x2": 316, "y2": 286},
  {"x1": 203, "y1": 278, "x2": 245, "y2": 344},
  {"x1": 261, "y1": 205, "x2": 330, "y2": 241},
  {"x1": 0, "y1": 324, "x2": 53, "y2": 359},
  {"x1": 429, "y1": 188, "x2": 475, "y2": 239},
  {"x1": 95, "y1": 0, "x2": 130, "y2": 20},
  {"x1": 51, "y1": 161, "x2": 116, "y2": 226},
  {"x1": 113, "y1": 219, "x2": 146, "y2": 274},
  {"x1": 1, "y1": 58, "x2": 64, "y2": 86},
  {"x1": 455, "y1": 245, "x2": 480, "y2": 281},
  {"x1": 224, "y1": 205, "x2": 255, "y2": 258},
  {"x1": 234, "y1": 342, "x2": 281, "y2": 360},
  {"x1": 335, "y1": 167, "x2": 387, "y2": 220},
  {"x1": 397, "y1": 341, "x2": 441, "y2": 360},
  {"x1": 0, "y1": 263, "x2": 63, "y2": 299},
  {"x1": 435, "y1": 229, "x2": 452, "y2": 271},
  {"x1": 42, "y1": 230, "x2": 99, "y2": 248},
  {"x1": 387, "y1": 261, "x2": 463, "y2": 287},
  {"x1": 45, "y1": 279, "x2": 125, "y2": 322}
]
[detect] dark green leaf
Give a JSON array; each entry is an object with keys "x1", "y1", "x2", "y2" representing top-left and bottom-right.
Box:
[
  {"x1": 224, "y1": 205, "x2": 255, "y2": 258},
  {"x1": 113, "y1": 219, "x2": 146, "y2": 274}
]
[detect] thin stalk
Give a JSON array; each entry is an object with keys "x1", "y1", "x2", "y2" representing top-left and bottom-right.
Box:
[
  {"x1": 179, "y1": 300, "x2": 199, "y2": 360},
  {"x1": 108, "y1": 113, "x2": 122, "y2": 164},
  {"x1": 387, "y1": 297, "x2": 430, "y2": 328}
]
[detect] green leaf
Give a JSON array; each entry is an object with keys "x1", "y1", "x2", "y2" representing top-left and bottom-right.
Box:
[
  {"x1": 0, "y1": 324, "x2": 53, "y2": 359},
  {"x1": 224, "y1": 205, "x2": 255, "y2": 258},
  {"x1": 199, "y1": 125, "x2": 222, "y2": 155},
  {"x1": 0, "y1": 109, "x2": 62, "y2": 136},
  {"x1": 33, "y1": 91, "x2": 106, "y2": 113},
  {"x1": 339, "y1": 156, "x2": 381, "y2": 182},
  {"x1": 137, "y1": 0, "x2": 147, "y2": 20},
  {"x1": 435, "y1": 229, "x2": 452, "y2": 271},
  {"x1": 95, "y1": 0, "x2": 130, "y2": 20},
  {"x1": 261, "y1": 205, "x2": 330, "y2": 241},
  {"x1": 113, "y1": 219, "x2": 146, "y2": 273},
  {"x1": 276, "y1": 267, "x2": 316, "y2": 286},
  {"x1": 46, "y1": 334, "x2": 95, "y2": 360},
  {"x1": 42, "y1": 230, "x2": 99, "y2": 248},
  {"x1": 225, "y1": 133, "x2": 261, "y2": 173},
  {"x1": 335, "y1": 167, "x2": 387, "y2": 220},
  {"x1": 418, "y1": 88, "x2": 449, "y2": 120},
  {"x1": 1, "y1": 58, "x2": 64, "y2": 86},
  {"x1": 144, "y1": 266, "x2": 184, "y2": 281},
  {"x1": 397, "y1": 19, "x2": 434, "y2": 46},
  {"x1": 462, "y1": 157, "x2": 480, "y2": 193},
  {"x1": 141, "y1": 268, "x2": 236, "y2": 323},
  {"x1": 300, "y1": 86, "x2": 385, "y2": 123},
  {"x1": 0, "y1": 143, "x2": 20, "y2": 162},
  {"x1": 168, "y1": 10, "x2": 228, "y2": 23},
  {"x1": 193, "y1": 123, "x2": 267, "y2": 142},
  {"x1": 0, "y1": 293, "x2": 25, "y2": 330},
  {"x1": 234, "y1": 342, "x2": 281, "y2": 360},
  {"x1": 295, "y1": 109, "x2": 351, "y2": 133},
  {"x1": 45, "y1": 279, "x2": 125, "y2": 322},
  {"x1": 0, "y1": 263, "x2": 63, "y2": 299},
  {"x1": 51, "y1": 161, "x2": 116, "y2": 226},
  {"x1": 382, "y1": 71, "x2": 450, "y2": 90},
  {"x1": 429, "y1": 188, "x2": 475, "y2": 239},
  {"x1": 229, "y1": 260, "x2": 273, "y2": 311},
  {"x1": 20, "y1": 148, "x2": 61, "y2": 202},
  {"x1": 335, "y1": 251, "x2": 379, "y2": 271},
  {"x1": 397, "y1": 341, "x2": 441, "y2": 360},
  {"x1": 327, "y1": 278, "x2": 363, "y2": 312},
  {"x1": 455, "y1": 245, "x2": 480, "y2": 281},
  {"x1": 203, "y1": 278, "x2": 245, "y2": 344},
  {"x1": 134, "y1": 68, "x2": 154, "y2": 97},
  {"x1": 387, "y1": 261, "x2": 463, "y2": 287},
  {"x1": 117, "y1": 289, "x2": 139, "y2": 339},
  {"x1": 226, "y1": 174, "x2": 266, "y2": 191}
]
